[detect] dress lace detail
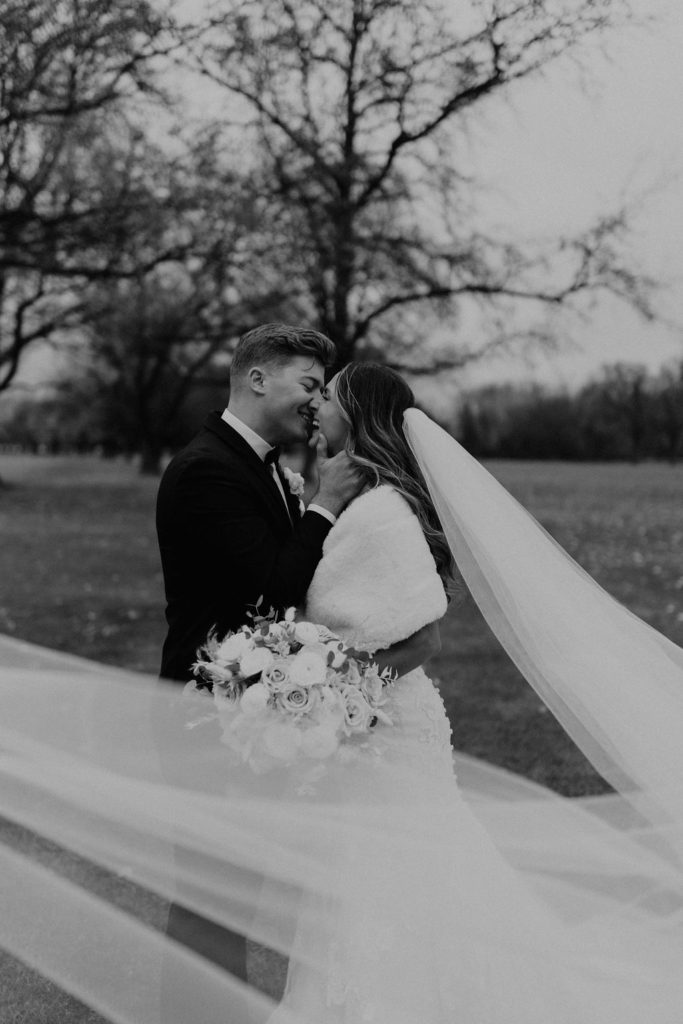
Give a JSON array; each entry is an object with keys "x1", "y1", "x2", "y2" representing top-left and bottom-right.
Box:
[
  {"x1": 411, "y1": 679, "x2": 453, "y2": 754},
  {"x1": 364, "y1": 670, "x2": 455, "y2": 779}
]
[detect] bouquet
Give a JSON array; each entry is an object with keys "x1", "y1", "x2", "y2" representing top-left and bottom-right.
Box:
[{"x1": 186, "y1": 605, "x2": 395, "y2": 774}]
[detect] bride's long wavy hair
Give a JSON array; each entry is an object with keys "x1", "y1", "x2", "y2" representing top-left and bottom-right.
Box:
[{"x1": 334, "y1": 362, "x2": 455, "y2": 590}]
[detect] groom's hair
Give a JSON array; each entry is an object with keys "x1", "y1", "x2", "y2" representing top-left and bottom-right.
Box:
[{"x1": 229, "y1": 323, "x2": 336, "y2": 388}]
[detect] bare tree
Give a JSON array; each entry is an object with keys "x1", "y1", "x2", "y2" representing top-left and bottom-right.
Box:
[
  {"x1": 188, "y1": 0, "x2": 649, "y2": 370},
  {"x1": 64, "y1": 141, "x2": 296, "y2": 474},
  {"x1": 581, "y1": 362, "x2": 652, "y2": 461},
  {"x1": 0, "y1": 0, "x2": 179, "y2": 393},
  {"x1": 653, "y1": 359, "x2": 683, "y2": 464}
]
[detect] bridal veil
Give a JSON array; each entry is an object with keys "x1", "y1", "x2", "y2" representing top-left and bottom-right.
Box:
[{"x1": 2, "y1": 411, "x2": 683, "y2": 1022}]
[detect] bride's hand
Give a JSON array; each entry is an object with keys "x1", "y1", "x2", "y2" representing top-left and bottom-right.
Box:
[
  {"x1": 371, "y1": 622, "x2": 442, "y2": 680},
  {"x1": 301, "y1": 430, "x2": 327, "y2": 503}
]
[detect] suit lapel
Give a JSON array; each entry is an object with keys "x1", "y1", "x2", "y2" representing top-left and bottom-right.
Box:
[
  {"x1": 275, "y1": 463, "x2": 303, "y2": 523},
  {"x1": 203, "y1": 412, "x2": 293, "y2": 532}
]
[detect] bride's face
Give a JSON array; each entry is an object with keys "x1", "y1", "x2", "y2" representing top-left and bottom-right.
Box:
[{"x1": 318, "y1": 372, "x2": 352, "y2": 455}]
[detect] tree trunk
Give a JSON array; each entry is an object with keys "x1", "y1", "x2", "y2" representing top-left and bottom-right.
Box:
[{"x1": 139, "y1": 438, "x2": 163, "y2": 476}]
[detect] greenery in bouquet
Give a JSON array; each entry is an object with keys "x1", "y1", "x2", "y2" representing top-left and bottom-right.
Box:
[{"x1": 187, "y1": 605, "x2": 396, "y2": 772}]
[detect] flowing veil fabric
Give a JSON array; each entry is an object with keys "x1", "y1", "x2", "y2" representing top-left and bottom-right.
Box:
[
  {"x1": 2, "y1": 414, "x2": 683, "y2": 1021},
  {"x1": 403, "y1": 408, "x2": 683, "y2": 831}
]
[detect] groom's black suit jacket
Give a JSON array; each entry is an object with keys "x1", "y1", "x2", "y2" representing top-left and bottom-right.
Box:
[{"x1": 156, "y1": 411, "x2": 333, "y2": 682}]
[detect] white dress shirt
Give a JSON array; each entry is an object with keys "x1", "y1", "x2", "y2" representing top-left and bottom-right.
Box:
[{"x1": 221, "y1": 409, "x2": 336, "y2": 525}]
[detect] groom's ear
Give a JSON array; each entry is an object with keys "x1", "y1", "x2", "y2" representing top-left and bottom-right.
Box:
[{"x1": 247, "y1": 366, "x2": 267, "y2": 394}]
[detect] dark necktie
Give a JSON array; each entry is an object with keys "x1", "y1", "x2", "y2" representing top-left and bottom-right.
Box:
[{"x1": 264, "y1": 446, "x2": 281, "y2": 466}]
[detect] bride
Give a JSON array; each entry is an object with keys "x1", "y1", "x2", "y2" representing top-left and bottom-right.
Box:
[
  {"x1": 266, "y1": 362, "x2": 683, "y2": 1023},
  {"x1": 2, "y1": 362, "x2": 683, "y2": 1023}
]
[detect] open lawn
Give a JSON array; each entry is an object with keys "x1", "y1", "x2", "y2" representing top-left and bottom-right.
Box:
[
  {"x1": 2, "y1": 452, "x2": 683, "y2": 1020},
  {"x1": 1, "y1": 448, "x2": 683, "y2": 790},
  {"x1": 3, "y1": 451, "x2": 682, "y2": 793}
]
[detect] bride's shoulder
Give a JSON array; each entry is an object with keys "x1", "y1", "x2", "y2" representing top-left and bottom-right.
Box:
[
  {"x1": 319, "y1": 483, "x2": 446, "y2": 606},
  {"x1": 337, "y1": 483, "x2": 414, "y2": 528},
  {"x1": 322, "y1": 485, "x2": 423, "y2": 554}
]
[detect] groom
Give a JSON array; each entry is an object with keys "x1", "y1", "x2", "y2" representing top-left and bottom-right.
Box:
[
  {"x1": 157, "y1": 322, "x2": 363, "y2": 684},
  {"x1": 156, "y1": 323, "x2": 363, "y2": 995}
]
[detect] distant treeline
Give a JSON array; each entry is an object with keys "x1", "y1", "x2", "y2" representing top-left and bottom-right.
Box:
[
  {"x1": 458, "y1": 361, "x2": 683, "y2": 462},
  {"x1": 0, "y1": 377, "x2": 227, "y2": 471},
  {"x1": 2, "y1": 360, "x2": 682, "y2": 467}
]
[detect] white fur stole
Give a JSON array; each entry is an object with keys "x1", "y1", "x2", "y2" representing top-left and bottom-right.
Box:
[{"x1": 305, "y1": 485, "x2": 448, "y2": 652}]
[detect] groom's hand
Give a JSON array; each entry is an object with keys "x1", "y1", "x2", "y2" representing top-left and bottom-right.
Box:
[
  {"x1": 314, "y1": 449, "x2": 365, "y2": 517},
  {"x1": 306, "y1": 427, "x2": 328, "y2": 467}
]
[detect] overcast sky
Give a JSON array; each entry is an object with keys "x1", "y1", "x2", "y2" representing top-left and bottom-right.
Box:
[
  {"x1": 17, "y1": 0, "x2": 683, "y2": 400},
  {"x1": 453, "y1": 0, "x2": 683, "y2": 392}
]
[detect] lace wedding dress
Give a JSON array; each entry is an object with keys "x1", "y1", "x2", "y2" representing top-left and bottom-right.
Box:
[{"x1": 268, "y1": 485, "x2": 683, "y2": 1024}]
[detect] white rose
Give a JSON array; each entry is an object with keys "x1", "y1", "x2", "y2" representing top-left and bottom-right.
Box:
[
  {"x1": 288, "y1": 649, "x2": 328, "y2": 688},
  {"x1": 342, "y1": 686, "x2": 374, "y2": 734},
  {"x1": 293, "y1": 620, "x2": 321, "y2": 646},
  {"x1": 263, "y1": 721, "x2": 302, "y2": 761},
  {"x1": 239, "y1": 681, "x2": 271, "y2": 716},
  {"x1": 284, "y1": 607, "x2": 296, "y2": 622},
  {"x1": 216, "y1": 632, "x2": 252, "y2": 664},
  {"x1": 262, "y1": 660, "x2": 290, "y2": 692},
  {"x1": 276, "y1": 682, "x2": 320, "y2": 716},
  {"x1": 239, "y1": 646, "x2": 274, "y2": 678},
  {"x1": 300, "y1": 723, "x2": 340, "y2": 759}
]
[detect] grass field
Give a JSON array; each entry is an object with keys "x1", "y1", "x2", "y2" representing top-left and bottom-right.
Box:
[
  {"x1": 2, "y1": 452, "x2": 683, "y2": 1020},
  {"x1": 3, "y1": 451, "x2": 682, "y2": 793}
]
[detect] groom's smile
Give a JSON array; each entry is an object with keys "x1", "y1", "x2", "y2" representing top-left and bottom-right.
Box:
[
  {"x1": 260, "y1": 356, "x2": 326, "y2": 445},
  {"x1": 298, "y1": 406, "x2": 319, "y2": 436}
]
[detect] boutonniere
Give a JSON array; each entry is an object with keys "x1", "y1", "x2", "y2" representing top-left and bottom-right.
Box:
[
  {"x1": 282, "y1": 467, "x2": 306, "y2": 515},
  {"x1": 282, "y1": 466, "x2": 305, "y2": 498}
]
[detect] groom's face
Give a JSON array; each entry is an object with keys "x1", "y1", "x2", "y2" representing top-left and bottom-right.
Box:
[{"x1": 260, "y1": 356, "x2": 326, "y2": 444}]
